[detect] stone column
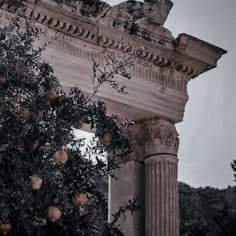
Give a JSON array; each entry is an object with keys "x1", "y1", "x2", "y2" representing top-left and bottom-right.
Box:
[
  {"x1": 110, "y1": 118, "x2": 179, "y2": 236},
  {"x1": 142, "y1": 119, "x2": 179, "y2": 236},
  {"x1": 109, "y1": 160, "x2": 145, "y2": 236},
  {"x1": 109, "y1": 124, "x2": 145, "y2": 236}
]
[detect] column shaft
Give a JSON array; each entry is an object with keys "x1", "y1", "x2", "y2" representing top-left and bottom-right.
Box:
[
  {"x1": 109, "y1": 160, "x2": 145, "y2": 236},
  {"x1": 145, "y1": 155, "x2": 179, "y2": 236}
]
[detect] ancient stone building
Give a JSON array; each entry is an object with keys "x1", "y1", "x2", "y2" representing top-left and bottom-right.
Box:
[{"x1": 0, "y1": 0, "x2": 226, "y2": 235}]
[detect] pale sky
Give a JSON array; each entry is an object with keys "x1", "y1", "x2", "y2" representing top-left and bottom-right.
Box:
[{"x1": 98, "y1": 0, "x2": 236, "y2": 188}]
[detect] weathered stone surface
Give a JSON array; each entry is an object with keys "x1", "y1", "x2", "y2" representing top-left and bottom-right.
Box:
[
  {"x1": 145, "y1": 155, "x2": 179, "y2": 236},
  {"x1": 0, "y1": 1, "x2": 227, "y2": 236},
  {"x1": 0, "y1": 1, "x2": 226, "y2": 123},
  {"x1": 98, "y1": 7, "x2": 133, "y2": 31},
  {"x1": 128, "y1": 118, "x2": 180, "y2": 236},
  {"x1": 134, "y1": 18, "x2": 174, "y2": 41},
  {"x1": 110, "y1": 161, "x2": 145, "y2": 236},
  {"x1": 114, "y1": 0, "x2": 173, "y2": 25},
  {"x1": 128, "y1": 118, "x2": 179, "y2": 162},
  {"x1": 41, "y1": 0, "x2": 111, "y2": 21},
  {"x1": 141, "y1": 118, "x2": 179, "y2": 236}
]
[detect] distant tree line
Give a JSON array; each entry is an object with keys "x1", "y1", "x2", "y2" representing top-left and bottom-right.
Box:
[{"x1": 179, "y1": 182, "x2": 236, "y2": 236}]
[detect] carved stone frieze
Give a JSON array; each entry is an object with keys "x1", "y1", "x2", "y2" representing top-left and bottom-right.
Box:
[
  {"x1": 0, "y1": 0, "x2": 226, "y2": 82},
  {"x1": 98, "y1": 7, "x2": 133, "y2": 32},
  {"x1": 40, "y1": 0, "x2": 111, "y2": 21},
  {"x1": 0, "y1": 0, "x2": 226, "y2": 124},
  {"x1": 32, "y1": 22, "x2": 188, "y2": 93},
  {"x1": 128, "y1": 118, "x2": 179, "y2": 162},
  {"x1": 0, "y1": 0, "x2": 218, "y2": 83},
  {"x1": 0, "y1": 7, "x2": 200, "y2": 96},
  {"x1": 131, "y1": 65, "x2": 187, "y2": 92}
]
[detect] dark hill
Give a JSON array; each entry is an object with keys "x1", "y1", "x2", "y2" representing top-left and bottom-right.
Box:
[
  {"x1": 96, "y1": 178, "x2": 236, "y2": 235},
  {"x1": 179, "y1": 182, "x2": 236, "y2": 236}
]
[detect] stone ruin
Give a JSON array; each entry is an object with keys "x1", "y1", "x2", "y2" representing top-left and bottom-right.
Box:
[{"x1": 0, "y1": 0, "x2": 227, "y2": 235}]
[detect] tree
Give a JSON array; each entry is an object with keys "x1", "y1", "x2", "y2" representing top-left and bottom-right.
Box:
[
  {"x1": 231, "y1": 160, "x2": 236, "y2": 182},
  {"x1": 180, "y1": 217, "x2": 209, "y2": 236},
  {"x1": 179, "y1": 182, "x2": 236, "y2": 236},
  {"x1": 0, "y1": 15, "x2": 139, "y2": 236}
]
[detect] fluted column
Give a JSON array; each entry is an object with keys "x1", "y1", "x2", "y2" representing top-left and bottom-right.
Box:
[
  {"x1": 110, "y1": 118, "x2": 179, "y2": 236},
  {"x1": 145, "y1": 155, "x2": 178, "y2": 236},
  {"x1": 141, "y1": 119, "x2": 179, "y2": 236}
]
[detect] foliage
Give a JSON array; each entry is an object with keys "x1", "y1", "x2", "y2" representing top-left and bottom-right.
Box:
[
  {"x1": 180, "y1": 217, "x2": 209, "y2": 236},
  {"x1": 179, "y1": 182, "x2": 236, "y2": 236},
  {"x1": 0, "y1": 15, "x2": 139, "y2": 236}
]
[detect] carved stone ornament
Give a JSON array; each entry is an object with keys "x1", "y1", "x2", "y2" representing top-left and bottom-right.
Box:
[
  {"x1": 114, "y1": 0, "x2": 173, "y2": 25},
  {"x1": 128, "y1": 118, "x2": 179, "y2": 161}
]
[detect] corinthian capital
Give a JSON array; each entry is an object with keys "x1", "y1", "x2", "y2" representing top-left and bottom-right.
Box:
[{"x1": 128, "y1": 118, "x2": 179, "y2": 161}]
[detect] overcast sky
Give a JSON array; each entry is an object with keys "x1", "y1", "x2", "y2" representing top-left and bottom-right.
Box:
[{"x1": 100, "y1": 0, "x2": 236, "y2": 188}]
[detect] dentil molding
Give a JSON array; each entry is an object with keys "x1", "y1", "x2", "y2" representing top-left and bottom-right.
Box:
[{"x1": 0, "y1": 0, "x2": 227, "y2": 123}]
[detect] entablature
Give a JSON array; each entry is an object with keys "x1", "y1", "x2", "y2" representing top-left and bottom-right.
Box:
[
  {"x1": 0, "y1": 0, "x2": 226, "y2": 123},
  {"x1": 0, "y1": 0, "x2": 226, "y2": 80}
]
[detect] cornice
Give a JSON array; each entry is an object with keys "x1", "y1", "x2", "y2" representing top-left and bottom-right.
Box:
[
  {"x1": 44, "y1": 32, "x2": 188, "y2": 93},
  {"x1": 177, "y1": 34, "x2": 227, "y2": 76},
  {"x1": 0, "y1": 0, "x2": 226, "y2": 123},
  {"x1": 0, "y1": 0, "x2": 224, "y2": 81}
]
